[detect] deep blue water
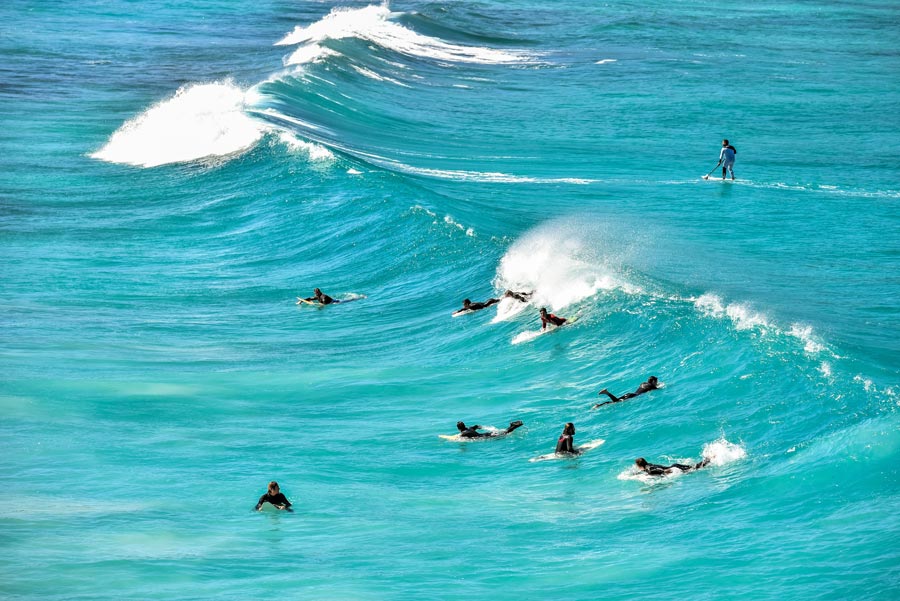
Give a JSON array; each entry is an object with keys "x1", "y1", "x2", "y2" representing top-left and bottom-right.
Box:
[{"x1": 2, "y1": 1, "x2": 899, "y2": 599}]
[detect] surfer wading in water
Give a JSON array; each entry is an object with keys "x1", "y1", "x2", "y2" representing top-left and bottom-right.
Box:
[{"x1": 255, "y1": 481, "x2": 293, "y2": 511}]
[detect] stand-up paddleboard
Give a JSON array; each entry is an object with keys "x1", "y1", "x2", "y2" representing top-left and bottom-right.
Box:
[
  {"x1": 529, "y1": 438, "x2": 604, "y2": 462},
  {"x1": 512, "y1": 314, "x2": 579, "y2": 345},
  {"x1": 702, "y1": 176, "x2": 735, "y2": 182}
]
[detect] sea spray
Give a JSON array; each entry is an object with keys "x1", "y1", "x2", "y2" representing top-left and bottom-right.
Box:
[{"x1": 91, "y1": 81, "x2": 265, "y2": 168}]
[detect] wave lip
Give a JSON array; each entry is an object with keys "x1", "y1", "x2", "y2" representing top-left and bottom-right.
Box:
[
  {"x1": 91, "y1": 81, "x2": 265, "y2": 168},
  {"x1": 276, "y1": 4, "x2": 530, "y2": 66}
]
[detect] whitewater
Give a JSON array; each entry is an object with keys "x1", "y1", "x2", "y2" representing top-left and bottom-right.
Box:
[{"x1": 2, "y1": 1, "x2": 899, "y2": 599}]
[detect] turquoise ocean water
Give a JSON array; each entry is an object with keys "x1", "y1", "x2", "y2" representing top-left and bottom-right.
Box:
[{"x1": 2, "y1": 1, "x2": 899, "y2": 598}]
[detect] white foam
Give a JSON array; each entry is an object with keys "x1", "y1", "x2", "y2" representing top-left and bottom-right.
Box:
[
  {"x1": 276, "y1": 4, "x2": 530, "y2": 66},
  {"x1": 443, "y1": 214, "x2": 474, "y2": 237},
  {"x1": 853, "y1": 375, "x2": 874, "y2": 392},
  {"x1": 700, "y1": 438, "x2": 747, "y2": 467},
  {"x1": 350, "y1": 64, "x2": 409, "y2": 87},
  {"x1": 284, "y1": 44, "x2": 338, "y2": 65},
  {"x1": 277, "y1": 131, "x2": 335, "y2": 161},
  {"x1": 788, "y1": 323, "x2": 825, "y2": 354},
  {"x1": 494, "y1": 222, "x2": 620, "y2": 314},
  {"x1": 694, "y1": 293, "x2": 772, "y2": 332},
  {"x1": 595, "y1": 59, "x2": 617, "y2": 64},
  {"x1": 91, "y1": 82, "x2": 265, "y2": 168}
]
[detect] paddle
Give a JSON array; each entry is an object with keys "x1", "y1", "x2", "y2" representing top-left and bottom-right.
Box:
[{"x1": 702, "y1": 162, "x2": 721, "y2": 180}]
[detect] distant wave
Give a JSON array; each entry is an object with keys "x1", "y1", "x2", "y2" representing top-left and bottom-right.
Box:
[
  {"x1": 275, "y1": 4, "x2": 532, "y2": 67},
  {"x1": 91, "y1": 81, "x2": 266, "y2": 168}
]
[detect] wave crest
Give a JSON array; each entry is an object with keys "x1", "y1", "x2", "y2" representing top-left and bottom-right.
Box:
[
  {"x1": 276, "y1": 4, "x2": 530, "y2": 66},
  {"x1": 91, "y1": 81, "x2": 265, "y2": 168}
]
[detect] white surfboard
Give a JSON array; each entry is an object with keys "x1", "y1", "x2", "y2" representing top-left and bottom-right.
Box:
[{"x1": 529, "y1": 438, "x2": 605, "y2": 462}]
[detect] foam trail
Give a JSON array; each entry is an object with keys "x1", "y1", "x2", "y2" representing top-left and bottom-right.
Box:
[
  {"x1": 278, "y1": 132, "x2": 335, "y2": 162},
  {"x1": 91, "y1": 82, "x2": 265, "y2": 168},
  {"x1": 276, "y1": 5, "x2": 530, "y2": 66},
  {"x1": 700, "y1": 438, "x2": 747, "y2": 467}
]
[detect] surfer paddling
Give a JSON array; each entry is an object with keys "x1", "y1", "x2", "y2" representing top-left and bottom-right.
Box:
[
  {"x1": 634, "y1": 456, "x2": 710, "y2": 477},
  {"x1": 555, "y1": 422, "x2": 580, "y2": 455},
  {"x1": 255, "y1": 481, "x2": 293, "y2": 511},
  {"x1": 503, "y1": 290, "x2": 533, "y2": 303},
  {"x1": 454, "y1": 297, "x2": 500, "y2": 314},
  {"x1": 704, "y1": 139, "x2": 736, "y2": 180},
  {"x1": 593, "y1": 376, "x2": 659, "y2": 409},
  {"x1": 539, "y1": 307, "x2": 567, "y2": 330},
  {"x1": 298, "y1": 288, "x2": 335, "y2": 305},
  {"x1": 456, "y1": 420, "x2": 524, "y2": 439}
]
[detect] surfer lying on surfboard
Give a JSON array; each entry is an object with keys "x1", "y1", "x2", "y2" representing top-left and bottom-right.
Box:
[
  {"x1": 298, "y1": 288, "x2": 336, "y2": 305},
  {"x1": 503, "y1": 290, "x2": 533, "y2": 303},
  {"x1": 456, "y1": 420, "x2": 524, "y2": 439},
  {"x1": 593, "y1": 376, "x2": 659, "y2": 409},
  {"x1": 454, "y1": 297, "x2": 500, "y2": 314},
  {"x1": 540, "y1": 307, "x2": 567, "y2": 330},
  {"x1": 454, "y1": 291, "x2": 532, "y2": 316},
  {"x1": 634, "y1": 456, "x2": 710, "y2": 477}
]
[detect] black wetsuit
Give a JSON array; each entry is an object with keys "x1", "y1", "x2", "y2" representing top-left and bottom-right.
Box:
[
  {"x1": 505, "y1": 291, "x2": 531, "y2": 302},
  {"x1": 459, "y1": 426, "x2": 488, "y2": 438},
  {"x1": 620, "y1": 381, "x2": 657, "y2": 400},
  {"x1": 465, "y1": 299, "x2": 499, "y2": 311},
  {"x1": 643, "y1": 460, "x2": 707, "y2": 476},
  {"x1": 256, "y1": 492, "x2": 292, "y2": 510},
  {"x1": 541, "y1": 313, "x2": 566, "y2": 329},
  {"x1": 556, "y1": 434, "x2": 578, "y2": 454}
]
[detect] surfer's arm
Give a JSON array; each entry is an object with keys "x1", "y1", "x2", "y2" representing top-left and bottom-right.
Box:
[{"x1": 255, "y1": 495, "x2": 267, "y2": 511}]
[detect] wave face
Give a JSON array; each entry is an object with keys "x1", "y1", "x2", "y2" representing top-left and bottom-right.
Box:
[{"x1": 4, "y1": 1, "x2": 900, "y2": 599}]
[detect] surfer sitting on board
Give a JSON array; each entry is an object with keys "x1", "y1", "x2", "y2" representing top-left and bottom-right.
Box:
[
  {"x1": 299, "y1": 288, "x2": 336, "y2": 305},
  {"x1": 455, "y1": 297, "x2": 500, "y2": 314},
  {"x1": 255, "y1": 481, "x2": 293, "y2": 511},
  {"x1": 555, "y1": 422, "x2": 580, "y2": 455},
  {"x1": 503, "y1": 290, "x2": 533, "y2": 303},
  {"x1": 593, "y1": 376, "x2": 659, "y2": 409},
  {"x1": 457, "y1": 420, "x2": 524, "y2": 438},
  {"x1": 540, "y1": 307, "x2": 567, "y2": 330},
  {"x1": 634, "y1": 456, "x2": 710, "y2": 477}
]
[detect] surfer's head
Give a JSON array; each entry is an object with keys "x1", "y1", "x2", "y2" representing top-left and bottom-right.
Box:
[
  {"x1": 722, "y1": 139, "x2": 729, "y2": 146},
  {"x1": 540, "y1": 307, "x2": 548, "y2": 316},
  {"x1": 635, "y1": 458, "x2": 648, "y2": 470},
  {"x1": 268, "y1": 481, "x2": 280, "y2": 495},
  {"x1": 456, "y1": 421, "x2": 466, "y2": 431},
  {"x1": 648, "y1": 376, "x2": 658, "y2": 384},
  {"x1": 563, "y1": 422, "x2": 575, "y2": 435},
  {"x1": 314, "y1": 288, "x2": 322, "y2": 296},
  {"x1": 463, "y1": 299, "x2": 471, "y2": 307}
]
